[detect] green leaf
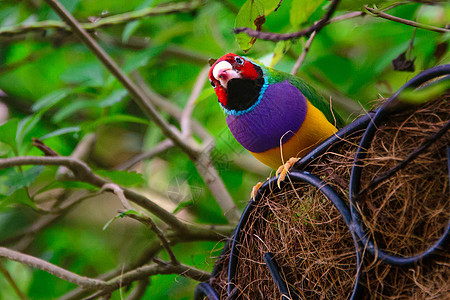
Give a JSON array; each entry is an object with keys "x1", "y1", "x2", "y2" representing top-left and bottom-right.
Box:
[
  {"x1": 173, "y1": 199, "x2": 194, "y2": 214},
  {"x1": 60, "y1": 63, "x2": 104, "y2": 87},
  {"x1": 98, "y1": 89, "x2": 128, "y2": 107},
  {"x1": 271, "y1": 40, "x2": 292, "y2": 67},
  {"x1": 290, "y1": 0, "x2": 326, "y2": 28},
  {"x1": 195, "y1": 88, "x2": 215, "y2": 104},
  {"x1": 36, "y1": 180, "x2": 97, "y2": 194},
  {"x1": 81, "y1": 114, "x2": 150, "y2": 132},
  {"x1": 0, "y1": 118, "x2": 19, "y2": 152},
  {"x1": 52, "y1": 100, "x2": 93, "y2": 123},
  {"x1": 17, "y1": 114, "x2": 42, "y2": 152},
  {"x1": 95, "y1": 170, "x2": 145, "y2": 187},
  {"x1": 122, "y1": 20, "x2": 141, "y2": 43},
  {"x1": 235, "y1": 0, "x2": 266, "y2": 52},
  {"x1": 2, "y1": 166, "x2": 45, "y2": 196},
  {"x1": 39, "y1": 126, "x2": 81, "y2": 140},
  {"x1": 31, "y1": 89, "x2": 69, "y2": 112},
  {"x1": 103, "y1": 209, "x2": 140, "y2": 230},
  {"x1": 0, "y1": 187, "x2": 35, "y2": 208},
  {"x1": 122, "y1": 46, "x2": 166, "y2": 73},
  {"x1": 260, "y1": 0, "x2": 283, "y2": 15},
  {"x1": 397, "y1": 78, "x2": 450, "y2": 105}
]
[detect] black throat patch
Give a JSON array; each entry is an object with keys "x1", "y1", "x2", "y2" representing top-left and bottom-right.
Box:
[{"x1": 224, "y1": 65, "x2": 264, "y2": 112}]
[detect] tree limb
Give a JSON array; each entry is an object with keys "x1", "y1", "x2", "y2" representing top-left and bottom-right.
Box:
[
  {"x1": 42, "y1": 0, "x2": 201, "y2": 161},
  {"x1": 42, "y1": 0, "x2": 239, "y2": 223},
  {"x1": 0, "y1": 156, "x2": 187, "y2": 232},
  {"x1": 233, "y1": 0, "x2": 341, "y2": 41},
  {"x1": 181, "y1": 66, "x2": 209, "y2": 139},
  {"x1": 0, "y1": 1, "x2": 202, "y2": 37},
  {"x1": 0, "y1": 262, "x2": 27, "y2": 300},
  {"x1": 84, "y1": 261, "x2": 211, "y2": 299},
  {"x1": 0, "y1": 247, "x2": 106, "y2": 289},
  {"x1": 116, "y1": 139, "x2": 174, "y2": 171},
  {"x1": 291, "y1": 30, "x2": 317, "y2": 75},
  {"x1": 364, "y1": 6, "x2": 449, "y2": 33},
  {"x1": 125, "y1": 213, "x2": 179, "y2": 265}
]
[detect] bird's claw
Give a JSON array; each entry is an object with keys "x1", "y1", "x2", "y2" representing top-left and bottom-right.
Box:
[
  {"x1": 251, "y1": 181, "x2": 263, "y2": 200},
  {"x1": 276, "y1": 157, "x2": 300, "y2": 189}
]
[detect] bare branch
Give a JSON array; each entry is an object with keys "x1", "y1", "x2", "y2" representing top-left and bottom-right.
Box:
[
  {"x1": 0, "y1": 246, "x2": 210, "y2": 299},
  {"x1": 0, "y1": 262, "x2": 27, "y2": 300},
  {"x1": 116, "y1": 139, "x2": 174, "y2": 171},
  {"x1": 291, "y1": 30, "x2": 317, "y2": 75},
  {"x1": 233, "y1": 0, "x2": 341, "y2": 41},
  {"x1": 0, "y1": 247, "x2": 106, "y2": 289},
  {"x1": 131, "y1": 72, "x2": 213, "y2": 143},
  {"x1": 41, "y1": 0, "x2": 238, "y2": 222},
  {"x1": 101, "y1": 183, "x2": 133, "y2": 211},
  {"x1": 42, "y1": 0, "x2": 201, "y2": 161},
  {"x1": 195, "y1": 153, "x2": 240, "y2": 222},
  {"x1": 0, "y1": 156, "x2": 187, "y2": 232},
  {"x1": 84, "y1": 261, "x2": 210, "y2": 299},
  {"x1": 125, "y1": 279, "x2": 149, "y2": 300},
  {"x1": 58, "y1": 223, "x2": 232, "y2": 300},
  {"x1": 125, "y1": 213, "x2": 179, "y2": 265},
  {"x1": 131, "y1": 71, "x2": 239, "y2": 222},
  {"x1": 181, "y1": 66, "x2": 209, "y2": 138},
  {"x1": 364, "y1": 6, "x2": 449, "y2": 33},
  {"x1": 0, "y1": 1, "x2": 202, "y2": 38}
]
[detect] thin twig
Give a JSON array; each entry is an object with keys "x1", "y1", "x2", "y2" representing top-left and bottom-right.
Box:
[
  {"x1": 364, "y1": 6, "x2": 449, "y2": 33},
  {"x1": 291, "y1": 30, "x2": 317, "y2": 75},
  {"x1": 131, "y1": 72, "x2": 213, "y2": 143},
  {"x1": 233, "y1": 0, "x2": 341, "y2": 41},
  {"x1": 101, "y1": 183, "x2": 133, "y2": 211},
  {"x1": 0, "y1": 1, "x2": 202, "y2": 37},
  {"x1": 0, "y1": 156, "x2": 187, "y2": 232},
  {"x1": 33, "y1": 138, "x2": 59, "y2": 156},
  {"x1": 125, "y1": 278, "x2": 149, "y2": 300},
  {"x1": 58, "y1": 223, "x2": 233, "y2": 300},
  {"x1": 0, "y1": 247, "x2": 106, "y2": 289},
  {"x1": 274, "y1": 0, "x2": 284, "y2": 12},
  {"x1": 0, "y1": 247, "x2": 210, "y2": 298},
  {"x1": 125, "y1": 213, "x2": 179, "y2": 265},
  {"x1": 0, "y1": 261, "x2": 27, "y2": 300},
  {"x1": 116, "y1": 139, "x2": 174, "y2": 171},
  {"x1": 181, "y1": 66, "x2": 209, "y2": 138},
  {"x1": 42, "y1": 0, "x2": 200, "y2": 160},
  {"x1": 130, "y1": 72, "x2": 239, "y2": 222},
  {"x1": 83, "y1": 261, "x2": 210, "y2": 299},
  {"x1": 194, "y1": 152, "x2": 240, "y2": 222}
]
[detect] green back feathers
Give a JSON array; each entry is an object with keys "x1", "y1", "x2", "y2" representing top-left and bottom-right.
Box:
[{"x1": 261, "y1": 65, "x2": 343, "y2": 128}]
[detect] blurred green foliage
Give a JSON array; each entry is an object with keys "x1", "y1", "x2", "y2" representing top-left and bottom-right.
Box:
[{"x1": 0, "y1": 0, "x2": 448, "y2": 298}]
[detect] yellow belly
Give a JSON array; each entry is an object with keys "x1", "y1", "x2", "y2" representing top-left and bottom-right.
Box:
[{"x1": 249, "y1": 100, "x2": 338, "y2": 169}]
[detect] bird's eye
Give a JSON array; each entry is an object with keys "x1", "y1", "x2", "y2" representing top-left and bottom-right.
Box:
[
  {"x1": 235, "y1": 56, "x2": 244, "y2": 65},
  {"x1": 209, "y1": 79, "x2": 216, "y2": 88}
]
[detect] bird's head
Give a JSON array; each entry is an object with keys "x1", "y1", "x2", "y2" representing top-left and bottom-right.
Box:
[{"x1": 209, "y1": 53, "x2": 264, "y2": 114}]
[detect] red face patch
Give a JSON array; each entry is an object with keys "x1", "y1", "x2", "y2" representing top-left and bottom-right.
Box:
[{"x1": 209, "y1": 53, "x2": 260, "y2": 107}]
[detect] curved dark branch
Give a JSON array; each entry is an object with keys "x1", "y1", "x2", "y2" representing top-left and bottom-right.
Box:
[
  {"x1": 364, "y1": 5, "x2": 449, "y2": 33},
  {"x1": 0, "y1": 156, "x2": 187, "y2": 232},
  {"x1": 233, "y1": 0, "x2": 341, "y2": 41}
]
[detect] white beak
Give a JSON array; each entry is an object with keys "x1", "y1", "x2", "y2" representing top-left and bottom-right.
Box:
[{"x1": 212, "y1": 61, "x2": 240, "y2": 88}]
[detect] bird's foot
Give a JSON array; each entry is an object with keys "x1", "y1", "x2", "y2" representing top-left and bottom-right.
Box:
[
  {"x1": 251, "y1": 181, "x2": 263, "y2": 200},
  {"x1": 276, "y1": 157, "x2": 300, "y2": 188}
]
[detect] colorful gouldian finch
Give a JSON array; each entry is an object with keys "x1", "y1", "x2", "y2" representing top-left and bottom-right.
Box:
[{"x1": 209, "y1": 53, "x2": 341, "y2": 190}]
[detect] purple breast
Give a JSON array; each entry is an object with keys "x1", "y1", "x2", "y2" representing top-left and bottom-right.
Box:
[{"x1": 226, "y1": 80, "x2": 307, "y2": 153}]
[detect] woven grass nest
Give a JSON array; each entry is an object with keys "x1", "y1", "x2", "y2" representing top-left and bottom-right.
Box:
[{"x1": 203, "y1": 88, "x2": 449, "y2": 299}]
